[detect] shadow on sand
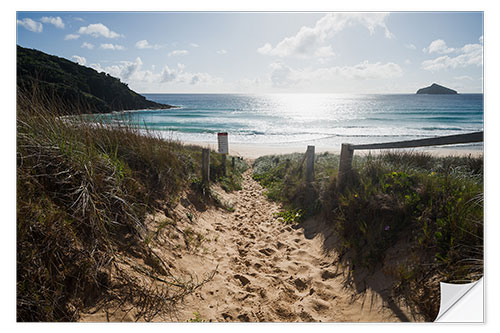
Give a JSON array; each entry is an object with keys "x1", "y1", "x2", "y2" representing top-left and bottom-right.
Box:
[{"x1": 295, "y1": 216, "x2": 415, "y2": 322}]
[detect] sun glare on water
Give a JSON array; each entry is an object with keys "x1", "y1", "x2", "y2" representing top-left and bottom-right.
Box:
[{"x1": 263, "y1": 93, "x2": 363, "y2": 123}]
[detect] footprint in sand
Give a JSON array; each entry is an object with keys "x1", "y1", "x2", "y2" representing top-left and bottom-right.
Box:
[
  {"x1": 293, "y1": 277, "x2": 309, "y2": 292},
  {"x1": 253, "y1": 262, "x2": 263, "y2": 269},
  {"x1": 320, "y1": 269, "x2": 340, "y2": 280},
  {"x1": 275, "y1": 241, "x2": 286, "y2": 250},
  {"x1": 258, "y1": 247, "x2": 275, "y2": 256},
  {"x1": 234, "y1": 274, "x2": 251, "y2": 286},
  {"x1": 310, "y1": 299, "x2": 330, "y2": 313},
  {"x1": 299, "y1": 311, "x2": 315, "y2": 322},
  {"x1": 221, "y1": 312, "x2": 233, "y2": 321},
  {"x1": 237, "y1": 313, "x2": 251, "y2": 322},
  {"x1": 215, "y1": 226, "x2": 226, "y2": 233}
]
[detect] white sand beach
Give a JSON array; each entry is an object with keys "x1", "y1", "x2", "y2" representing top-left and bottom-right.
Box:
[{"x1": 182, "y1": 140, "x2": 483, "y2": 159}]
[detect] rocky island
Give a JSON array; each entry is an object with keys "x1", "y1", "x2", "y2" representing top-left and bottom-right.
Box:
[
  {"x1": 17, "y1": 45, "x2": 174, "y2": 115},
  {"x1": 416, "y1": 83, "x2": 458, "y2": 95}
]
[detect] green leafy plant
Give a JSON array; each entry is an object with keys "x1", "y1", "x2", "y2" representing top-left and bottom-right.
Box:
[
  {"x1": 188, "y1": 311, "x2": 205, "y2": 322},
  {"x1": 273, "y1": 208, "x2": 304, "y2": 225}
]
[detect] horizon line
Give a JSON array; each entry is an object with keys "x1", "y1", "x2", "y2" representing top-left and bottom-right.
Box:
[{"x1": 140, "y1": 92, "x2": 484, "y2": 95}]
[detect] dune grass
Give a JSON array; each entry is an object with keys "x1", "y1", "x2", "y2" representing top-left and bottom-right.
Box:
[
  {"x1": 16, "y1": 90, "x2": 245, "y2": 321},
  {"x1": 253, "y1": 150, "x2": 483, "y2": 320}
]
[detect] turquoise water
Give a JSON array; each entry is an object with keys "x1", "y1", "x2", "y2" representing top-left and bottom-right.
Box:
[{"x1": 95, "y1": 93, "x2": 484, "y2": 149}]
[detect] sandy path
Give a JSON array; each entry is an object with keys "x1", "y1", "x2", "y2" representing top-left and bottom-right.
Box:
[{"x1": 173, "y1": 167, "x2": 418, "y2": 322}]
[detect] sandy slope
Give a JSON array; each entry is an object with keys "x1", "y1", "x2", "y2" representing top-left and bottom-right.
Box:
[
  {"x1": 80, "y1": 165, "x2": 422, "y2": 322},
  {"x1": 171, "y1": 168, "x2": 421, "y2": 322}
]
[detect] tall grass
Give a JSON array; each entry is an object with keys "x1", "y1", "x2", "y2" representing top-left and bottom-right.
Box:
[
  {"x1": 17, "y1": 89, "x2": 243, "y2": 321},
  {"x1": 253, "y1": 150, "x2": 483, "y2": 320},
  {"x1": 252, "y1": 152, "x2": 339, "y2": 211}
]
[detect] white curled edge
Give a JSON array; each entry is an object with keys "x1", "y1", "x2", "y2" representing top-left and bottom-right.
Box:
[{"x1": 434, "y1": 277, "x2": 484, "y2": 322}]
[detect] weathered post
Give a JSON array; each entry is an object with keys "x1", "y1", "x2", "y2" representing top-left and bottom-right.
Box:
[
  {"x1": 306, "y1": 145, "x2": 315, "y2": 183},
  {"x1": 201, "y1": 148, "x2": 210, "y2": 185},
  {"x1": 217, "y1": 132, "x2": 229, "y2": 177},
  {"x1": 221, "y1": 154, "x2": 227, "y2": 176},
  {"x1": 231, "y1": 156, "x2": 235, "y2": 169},
  {"x1": 338, "y1": 143, "x2": 354, "y2": 188}
]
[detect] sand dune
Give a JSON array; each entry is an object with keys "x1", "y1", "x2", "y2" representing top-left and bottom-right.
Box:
[
  {"x1": 80, "y1": 164, "x2": 423, "y2": 322},
  {"x1": 171, "y1": 168, "x2": 422, "y2": 322}
]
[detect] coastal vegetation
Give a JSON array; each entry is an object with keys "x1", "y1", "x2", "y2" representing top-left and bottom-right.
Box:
[
  {"x1": 16, "y1": 89, "x2": 245, "y2": 321},
  {"x1": 16, "y1": 45, "x2": 482, "y2": 322},
  {"x1": 17, "y1": 45, "x2": 173, "y2": 115},
  {"x1": 253, "y1": 151, "x2": 483, "y2": 320}
]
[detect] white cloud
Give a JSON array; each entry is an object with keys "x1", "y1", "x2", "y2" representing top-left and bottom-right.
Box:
[
  {"x1": 235, "y1": 78, "x2": 263, "y2": 91},
  {"x1": 314, "y1": 46, "x2": 335, "y2": 58},
  {"x1": 89, "y1": 58, "x2": 222, "y2": 89},
  {"x1": 135, "y1": 39, "x2": 162, "y2": 50},
  {"x1": 257, "y1": 43, "x2": 273, "y2": 55},
  {"x1": 100, "y1": 43, "x2": 125, "y2": 50},
  {"x1": 405, "y1": 43, "x2": 416, "y2": 50},
  {"x1": 423, "y1": 39, "x2": 455, "y2": 54},
  {"x1": 78, "y1": 23, "x2": 122, "y2": 38},
  {"x1": 217, "y1": 49, "x2": 227, "y2": 55},
  {"x1": 160, "y1": 65, "x2": 178, "y2": 83},
  {"x1": 421, "y1": 41, "x2": 482, "y2": 71},
  {"x1": 160, "y1": 64, "x2": 222, "y2": 86},
  {"x1": 454, "y1": 75, "x2": 473, "y2": 81},
  {"x1": 331, "y1": 61, "x2": 403, "y2": 80},
  {"x1": 479, "y1": 35, "x2": 483, "y2": 44},
  {"x1": 168, "y1": 50, "x2": 189, "y2": 57},
  {"x1": 40, "y1": 16, "x2": 64, "y2": 29},
  {"x1": 89, "y1": 63, "x2": 104, "y2": 73},
  {"x1": 135, "y1": 40, "x2": 149, "y2": 49},
  {"x1": 64, "y1": 34, "x2": 80, "y2": 40},
  {"x1": 190, "y1": 43, "x2": 199, "y2": 48},
  {"x1": 81, "y1": 42, "x2": 94, "y2": 49},
  {"x1": 72, "y1": 55, "x2": 86, "y2": 66},
  {"x1": 17, "y1": 18, "x2": 42, "y2": 33},
  {"x1": 269, "y1": 63, "x2": 297, "y2": 87},
  {"x1": 121, "y1": 58, "x2": 144, "y2": 80},
  {"x1": 268, "y1": 60, "x2": 403, "y2": 88},
  {"x1": 404, "y1": 59, "x2": 411, "y2": 65},
  {"x1": 102, "y1": 57, "x2": 144, "y2": 81},
  {"x1": 258, "y1": 13, "x2": 392, "y2": 58}
]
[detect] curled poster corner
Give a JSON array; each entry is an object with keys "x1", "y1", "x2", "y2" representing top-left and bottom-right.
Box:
[{"x1": 434, "y1": 277, "x2": 483, "y2": 322}]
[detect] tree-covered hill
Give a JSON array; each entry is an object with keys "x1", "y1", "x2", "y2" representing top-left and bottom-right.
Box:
[{"x1": 17, "y1": 45, "x2": 173, "y2": 114}]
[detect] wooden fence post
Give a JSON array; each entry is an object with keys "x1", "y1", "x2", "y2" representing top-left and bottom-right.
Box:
[
  {"x1": 221, "y1": 154, "x2": 227, "y2": 176},
  {"x1": 306, "y1": 145, "x2": 315, "y2": 183},
  {"x1": 338, "y1": 143, "x2": 354, "y2": 187},
  {"x1": 202, "y1": 148, "x2": 210, "y2": 185},
  {"x1": 231, "y1": 156, "x2": 235, "y2": 169},
  {"x1": 335, "y1": 131, "x2": 483, "y2": 189}
]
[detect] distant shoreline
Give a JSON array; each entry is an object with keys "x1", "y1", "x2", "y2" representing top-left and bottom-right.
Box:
[{"x1": 180, "y1": 139, "x2": 483, "y2": 159}]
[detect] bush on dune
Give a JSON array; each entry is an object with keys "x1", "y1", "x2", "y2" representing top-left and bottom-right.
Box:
[
  {"x1": 16, "y1": 90, "x2": 246, "y2": 321},
  {"x1": 253, "y1": 150, "x2": 483, "y2": 320}
]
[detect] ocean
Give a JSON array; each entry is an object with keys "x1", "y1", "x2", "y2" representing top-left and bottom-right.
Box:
[{"x1": 96, "y1": 93, "x2": 484, "y2": 151}]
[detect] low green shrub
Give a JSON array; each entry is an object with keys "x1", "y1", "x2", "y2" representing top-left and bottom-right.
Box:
[{"x1": 253, "y1": 150, "x2": 483, "y2": 320}]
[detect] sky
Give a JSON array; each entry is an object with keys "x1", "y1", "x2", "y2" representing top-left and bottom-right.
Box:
[{"x1": 16, "y1": 11, "x2": 483, "y2": 94}]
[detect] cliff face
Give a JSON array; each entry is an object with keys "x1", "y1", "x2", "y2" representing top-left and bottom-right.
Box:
[
  {"x1": 17, "y1": 45, "x2": 173, "y2": 114},
  {"x1": 416, "y1": 83, "x2": 458, "y2": 95}
]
